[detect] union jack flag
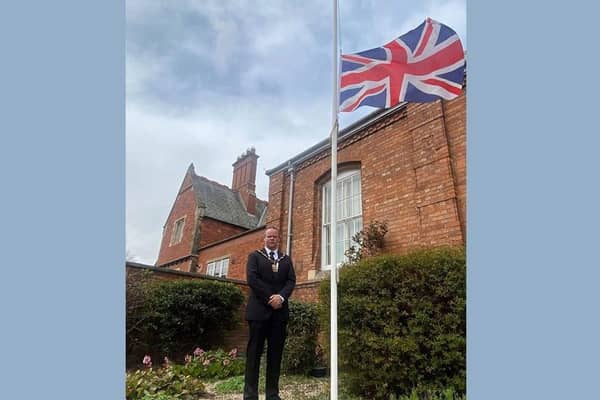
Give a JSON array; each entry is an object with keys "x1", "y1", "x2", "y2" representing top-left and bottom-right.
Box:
[{"x1": 339, "y1": 18, "x2": 465, "y2": 112}]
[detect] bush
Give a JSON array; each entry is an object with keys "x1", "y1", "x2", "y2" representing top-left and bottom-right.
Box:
[
  {"x1": 391, "y1": 386, "x2": 466, "y2": 400},
  {"x1": 345, "y1": 220, "x2": 389, "y2": 264},
  {"x1": 176, "y1": 348, "x2": 245, "y2": 380},
  {"x1": 319, "y1": 247, "x2": 466, "y2": 399},
  {"x1": 126, "y1": 364, "x2": 205, "y2": 400},
  {"x1": 126, "y1": 277, "x2": 244, "y2": 366},
  {"x1": 127, "y1": 270, "x2": 155, "y2": 366},
  {"x1": 282, "y1": 301, "x2": 320, "y2": 374}
]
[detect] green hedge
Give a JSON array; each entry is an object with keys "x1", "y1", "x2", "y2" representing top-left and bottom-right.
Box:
[
  {"x1": 282, "y1": 301, "x2": 320, "y2": 374},
  {"x1": 127, "y1": 277, "x2": 244, "y2": 367},
  {"x1": 319, "y1": 247, "x2": 466, "y2": 399}
]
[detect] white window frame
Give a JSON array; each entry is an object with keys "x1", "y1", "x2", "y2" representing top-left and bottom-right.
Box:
[
  {"x1": 321, "y1": 169, "x2": 362, "y2": 270},
  {"x1": 206, "y1": 257, "x2": 230, "y2": 278},
  {"x1": 169, "y1": 217, "x2": 186, "y2": 246}
]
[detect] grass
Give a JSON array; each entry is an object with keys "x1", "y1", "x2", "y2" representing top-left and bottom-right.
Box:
[
  {"x1": 143, "y1": 373, "x2": 465, "y2": 399},
  {"x1": 214, "y1": 373, "x2": 333, "y2": 399},
  {"x1": 211, "y1": 374, "x2": 465, "y2": 400}
]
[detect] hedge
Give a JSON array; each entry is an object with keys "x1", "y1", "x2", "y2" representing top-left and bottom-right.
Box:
[
  {"x1": 282, "y1": 301, "x2": 320, "y2": 374},
  {"x1": 319, "y1": 247, "x2": 466, "y2": 399},
  {"x1": 127, "y1": 276, "x2": 244, "y2": 367}
]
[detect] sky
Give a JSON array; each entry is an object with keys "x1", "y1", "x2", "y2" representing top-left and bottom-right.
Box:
[{"x1": 126, "y1": 0, "x2": 466, "y2": 265}]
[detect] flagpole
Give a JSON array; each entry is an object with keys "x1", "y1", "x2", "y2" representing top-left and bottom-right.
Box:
[{"x1": 330, "y1": 0, "x2": 339, "y2": 399}]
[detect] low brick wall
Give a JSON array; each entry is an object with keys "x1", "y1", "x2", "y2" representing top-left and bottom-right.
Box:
[
  {"x1": 127, "y1": 262, "x2": 250, "y2": 352},
  {"x1": 293, "y1": 280, "x2": 321, "y2": 303},
  {"x1": 126, "y1": 262, "x2": 321, "y2": 354}
]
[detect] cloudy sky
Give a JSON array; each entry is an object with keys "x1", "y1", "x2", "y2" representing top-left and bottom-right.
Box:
[{"x1": 126, "y1": 0, "x2": 466, "y2": 264}]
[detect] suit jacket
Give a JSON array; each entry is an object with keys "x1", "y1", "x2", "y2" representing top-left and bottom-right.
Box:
[{"x1": 245, "y1": 249, "x2": 296, "y2": 321}]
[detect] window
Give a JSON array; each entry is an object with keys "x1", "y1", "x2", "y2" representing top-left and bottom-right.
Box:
[
  {"x1": 169, "y1": 217, "x2": 185, "y2": 246},
  {"x1": 321, "y1": 169, "x2": 362, "y2": 269},
  {"x1": 207, "y1": 257, "x2": 230, "y2": 278}
]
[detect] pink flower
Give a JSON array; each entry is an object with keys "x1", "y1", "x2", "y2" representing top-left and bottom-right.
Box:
[
  {"x1": 223, "y1": 359, "x2": 230, "y2": 366},
  {"x1": 203, "y1": 359, "x2": 210, "y2": 366},
  {"x1": 193, "y1": 347, "x2": 205, "y2": 357},
  {"x1": 163, "y1": 356, "x2": 170, "y2": 366},
  {"x1": 228, "y1": 348, "x2": 238, "y2": 358},
  {"x1": 142, "y1": 355, "x2": 152, "y2": 367},
  {"x1": 184, "y1": 355, "x2": 192, "y2": 364}
]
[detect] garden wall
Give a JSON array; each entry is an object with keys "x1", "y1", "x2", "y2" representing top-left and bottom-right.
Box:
[{"x1": 126, "y1": 262, "x2": 320, "y2": 354}]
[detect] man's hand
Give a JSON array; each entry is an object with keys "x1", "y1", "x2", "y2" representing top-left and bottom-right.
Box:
[{"x1": 268, "y1": 295, "x2": 283, "y2": 309}]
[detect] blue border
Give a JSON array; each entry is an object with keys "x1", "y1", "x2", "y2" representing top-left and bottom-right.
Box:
[
  {"x1": 0, "y1": 2, "x2": 124, "y2": 398},
  {"x1": 468, "y1": 1, "x2": 600, "y2": 398},
  {"x1": 2, "y1": 1, "x2": 599, "y2": 398}
]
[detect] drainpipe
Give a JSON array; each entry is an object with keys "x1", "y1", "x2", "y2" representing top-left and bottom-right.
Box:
[{"x1": 286, "y1": 161, "x2": 295, "y2": 256}]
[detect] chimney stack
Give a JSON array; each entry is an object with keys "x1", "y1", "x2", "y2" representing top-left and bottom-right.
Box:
[{"x1": 232, "y1": 147, "x2": 258, "y2": 215}]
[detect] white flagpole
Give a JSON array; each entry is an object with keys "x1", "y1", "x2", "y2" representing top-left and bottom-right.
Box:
[{"x1": 330, "y1": 0, "x2": 339, "y2": 399}]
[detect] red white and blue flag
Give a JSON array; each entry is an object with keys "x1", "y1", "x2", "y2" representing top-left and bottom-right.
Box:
[{"x1": 339, "y1": 18, "x2": 465, "y2": 112}]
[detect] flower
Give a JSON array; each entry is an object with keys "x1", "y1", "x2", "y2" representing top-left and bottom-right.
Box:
[
  {"x1": 142, "y1": 355, "x2": 152, "y2": 368},
  {"x1": 203, "y1": 359, "x2": 210, "y2": 366},
  {"x1": 223, "y1": 359, "x2": 230, "y2": 366},
  {"x1": 193, "y1": 347, "x2": 205, "y2": 357},
  {"x1": 228, "y1": 348, "x2": 238, "y2": 358},
  {"x1": 163, "y1": 356, "x2": 171, "y2": 367},
  {"x1": 184, "y1": 354, "x2": 192, "y2": 364}
]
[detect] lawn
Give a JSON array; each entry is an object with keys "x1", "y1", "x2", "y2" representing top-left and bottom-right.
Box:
[
  {"x1": 203, "y1": 374, "x2": 465, "y2": 400},
  {"x1": 205, "y1": 373, "x2": 359, "y2": 400}
]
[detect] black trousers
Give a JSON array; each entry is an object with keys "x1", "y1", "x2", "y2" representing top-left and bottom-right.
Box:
[{"x1": 243, "y1": 319, "x2": 287, "y2": 400}]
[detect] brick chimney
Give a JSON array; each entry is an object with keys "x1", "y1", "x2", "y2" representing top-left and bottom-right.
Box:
[{"x1": 232, "y1": 147, "x2": 258, "y2": 215}]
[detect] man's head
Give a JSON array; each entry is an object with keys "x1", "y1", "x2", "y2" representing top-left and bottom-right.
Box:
[{"x1": 264, "y1": 227, "x2": 280, "y2": 250}]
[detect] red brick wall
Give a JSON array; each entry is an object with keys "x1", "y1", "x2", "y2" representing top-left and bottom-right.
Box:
[
  {"x1": 292, "y1": 281, "x2": 321, "y2": 303},
  {"x1": 161, "y1": 258, "x2": 195, "y2": 272},
  {"x1": 271, "y1": 93, "x2": 466, "y2": 282},
  {"x1": 266, "y1": 171, "x2": 285, "y2": 232},
  {"x1": 156, "y1": 172, "x2": 199, "y2": 266},
  {"x1": 198, "y1": 218, "x2": 246, "y2": 247},
  {"x1": 197, "y1": 228, "x2": 266, "y2": 280},
  {"x1": 442, "y1": 90, "x2": 467, "y2": 239}
]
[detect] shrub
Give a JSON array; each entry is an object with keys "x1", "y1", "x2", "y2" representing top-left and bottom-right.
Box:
[
  {"x1": 126, "y1": 277, "x2": 244, "y2": 366},
  {"x1": 319, "y1": 247, "x2": 466, "y2": 399},
  {"x1": 126, "y1": 362, "x2": 205, "y2": 400},
  {"x1": 345, "y1": 220, "x2": 389, "y2": 264},
  {"x1": 176, "y1": 347, "x2": 245, "y2": 380},
  {"x1": 127, "y1": 270, "x2": 156, "y2": 366},
  {"x1": 390, "y1": 386, "x2": 466, "y2": 400},
  {"x1": 282, "y1": 301, "x2": 320, "y2": 374}
]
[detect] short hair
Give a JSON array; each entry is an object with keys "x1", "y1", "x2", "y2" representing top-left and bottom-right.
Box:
[{"x1": 265, "y1": 227, "x2": 279, "y2": 235}]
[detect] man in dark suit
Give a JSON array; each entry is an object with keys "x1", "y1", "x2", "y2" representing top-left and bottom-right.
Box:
[{"x1": 243, "y1": 227, "x2": 296, "y2": 400}]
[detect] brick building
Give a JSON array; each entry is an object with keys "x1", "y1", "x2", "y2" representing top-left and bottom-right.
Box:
[
  {"x1": 155, "y1": 148, "x2": 267, "y2": 274},
  {"x1": 155, "y1": 89, "x2": 466, "y2": 303}
]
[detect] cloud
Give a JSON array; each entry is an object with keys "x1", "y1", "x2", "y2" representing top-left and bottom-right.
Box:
[{"x1": 126, "y1": 0, "x2": 466, "y2": 264}]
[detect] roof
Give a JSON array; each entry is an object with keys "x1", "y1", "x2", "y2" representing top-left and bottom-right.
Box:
[{"x1": 191, "y1": 175, "x2": 267, "y2": 230}]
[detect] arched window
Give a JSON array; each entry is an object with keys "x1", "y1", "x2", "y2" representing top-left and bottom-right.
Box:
[{"x1": 321, "y1": 169, "x2": 362, "y2": 269}]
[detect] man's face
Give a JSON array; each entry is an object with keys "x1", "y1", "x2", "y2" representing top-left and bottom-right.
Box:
[{"x1": 264, "y1": 229, "x2": 279, "y2": 250}]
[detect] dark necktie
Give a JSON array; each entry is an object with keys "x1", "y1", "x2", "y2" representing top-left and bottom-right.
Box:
[{"x1": 269, "y1": 251, "x2": 278, "y2": 272}]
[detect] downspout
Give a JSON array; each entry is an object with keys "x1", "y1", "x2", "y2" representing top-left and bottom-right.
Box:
[
  {"x1": 286, "y1": 161, "x2": 295, "y2": 256},
  {"x1": 440, "y1": 99, "x2": 466, "y2": 243}
]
